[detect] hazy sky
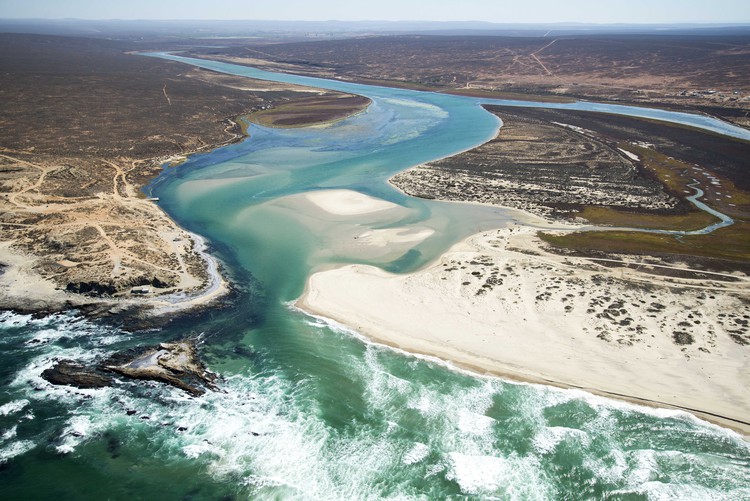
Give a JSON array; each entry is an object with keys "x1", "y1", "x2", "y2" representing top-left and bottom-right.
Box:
[{"x1": 1, "y1": 0, "x2": 749, "y2": 24}]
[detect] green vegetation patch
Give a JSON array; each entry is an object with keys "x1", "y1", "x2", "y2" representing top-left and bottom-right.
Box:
[
  {"x1": 446, "y1": 88, "x2": 575, "y2": 103},
  {"x1": 540, "y1": 221, "x2": 750, "y2": 264},
  {"x1": 575, "y1": 206, "x2": 719, "y2": 232},
  {"x1": 246, "y1": 94, "x2": 370, "y2": 128}
]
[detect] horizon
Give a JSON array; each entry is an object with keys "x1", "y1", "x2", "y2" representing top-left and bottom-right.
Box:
[
  {"x1": 1, "y1": 0, "x2": 750, "y2": 25},
  {"x1": 3, "y1": 18, "x2": 750, "y2": 26}
]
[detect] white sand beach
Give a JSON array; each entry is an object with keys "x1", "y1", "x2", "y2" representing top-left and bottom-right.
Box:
[{"x1": 298, "y1": 226, "x2": 750, "y2": 434}]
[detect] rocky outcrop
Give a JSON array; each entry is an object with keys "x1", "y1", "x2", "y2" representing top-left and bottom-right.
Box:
[
  {"x1": 41, "y1": 360, "x2": 113, "y2": 388},
  {"x1": 41, "y1": 340, "x2": 218, "y2": 396},
  {"x1": 65, "y1": 281, "x2": 118, "y2": 296},
  {"x1": 104, "y1": 341, "x2": 219, "y2": 396}
]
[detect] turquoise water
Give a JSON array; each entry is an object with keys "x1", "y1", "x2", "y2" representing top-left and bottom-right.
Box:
[{"x1": 1, "y1": 56, "x2": 749, "y2": 500}]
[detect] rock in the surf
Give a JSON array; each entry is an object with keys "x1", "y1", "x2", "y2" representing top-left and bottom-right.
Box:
[{"x1": 41, "y1": 360, "x2": 113, "y2": 388}]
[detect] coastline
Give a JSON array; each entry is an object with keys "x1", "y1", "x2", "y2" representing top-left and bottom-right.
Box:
[
  {"x1": 0, "y1": 83, "x2": 371, "y2": 321},
  {"x1": 1, "y1": 42, "x2": 377, "y2": 323},
  {"x1": 297, "y1": 224, "x2": 750, "y2": 437},
  {"x1": 0, "y1": 185, "x2": 232, "y2": 321},
  {"x1": 0, "y1": 119, "x2": 249, "y2": 320},
  {"x1": 148, "y1": 231, "x2": 230, "y2": 315},
  {"x1": 5, "y1": 47, "x2": 748, "y2": 429}
]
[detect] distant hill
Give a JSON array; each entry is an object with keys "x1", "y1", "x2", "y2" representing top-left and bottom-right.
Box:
[{"x1": 1, "y1": 18, "x2": 749, "y2": 39}]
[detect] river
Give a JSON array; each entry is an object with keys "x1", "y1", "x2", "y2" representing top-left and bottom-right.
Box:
[{"x1": 0, "y1": 54, "x2": 748, "y2": 500}]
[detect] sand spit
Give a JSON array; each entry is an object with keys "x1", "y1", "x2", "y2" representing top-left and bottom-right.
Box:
[{"x1": 299, "y1": 226, "x2": 750, "y2": 434}]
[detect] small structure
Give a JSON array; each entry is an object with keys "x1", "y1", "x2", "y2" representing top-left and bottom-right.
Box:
[{"x1": 131, "y1": 285, "x2": 152, "y2": 295}]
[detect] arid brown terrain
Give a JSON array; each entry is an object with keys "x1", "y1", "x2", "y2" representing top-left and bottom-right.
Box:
[
  {"x1": 3, "y1": 29, "x2": 750, "y2": 311},
  {"x1": 0, "y1": 33, "x2": 368, "y2": 314},
  {"x1": 193, "y1": 34, "x2": 750, "y2": 126},
  {"x1": 392, "y1": 108, "x2": 678, "y2": 219}
]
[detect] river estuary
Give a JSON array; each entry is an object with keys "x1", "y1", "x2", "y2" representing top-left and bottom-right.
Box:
[{"x1": 1, "y1": 54, "x2": 749, "y2": 499}]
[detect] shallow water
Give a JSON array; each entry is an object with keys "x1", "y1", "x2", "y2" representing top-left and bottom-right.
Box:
[{"x1": 1, "y1": 55, "x2": 749, "y2": 500}]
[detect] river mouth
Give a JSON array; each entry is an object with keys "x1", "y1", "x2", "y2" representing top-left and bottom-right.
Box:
[{"x1": 1, "y1": 54, "x2": 749, "y2": 499}]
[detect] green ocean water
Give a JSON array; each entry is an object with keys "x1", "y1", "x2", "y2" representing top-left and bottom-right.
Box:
[{"x1": 1, "y1": 56, "x2": 749, "y2": 500}]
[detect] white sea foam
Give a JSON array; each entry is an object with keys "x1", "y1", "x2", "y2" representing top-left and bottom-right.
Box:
[
  {"x1": 0, "y1": 439, "x2": 35, "y2": 463},
  {"x1": 402, "y1": 442, "x2": 430, "y2": 465},
  {"x1": 137, "y1": 365, "x2": 451, "y2": 500},
  {"x1": 532, "y1": 426, "x2": 590, "y2": 455},
  {"x1": 150, "y1": 373, "x2": 374, "y2": 498},
  {"x1": 359, "y1": 347, "x2": 411, "y2": 410},
  {"x1": 445, "y1": 452, "x2": 553, "y2": 499},
  {"x1": 11, "y1": 345, "x2": 104, "y2": 391},
  {"x1": 0, "y1": 399, "x2": 29, "y2": 416},
  {"x1": 583, "y1": 448, "x2": 629, "y2": 485},
  {"x1": 0, "y1": 311, "x2": 33, "y2": 328},
  {"x1": 1, "y1": 425, "x2": 17, "y2": 441},
  {"x1": 624, "y1": 449, "x2": 660, "y2": 486},
  {"x1": 631, "y1": 481, "x2": 749, "y2": 501},
  {"x1": 25, "y1": 329, "x2": 60, "y2": 346},
  {"x1": 291, "y1": 304, "x2": 750, "y2": 490},
  {"x1": 425, "y1": 462, "x2": 445, "y2": 478},
  {"x1": 2, "y1": 317, "x2": 123, "y2": 457},
  {"x1": 3, "y1": 310, "x2": 124, "y2": 349},
  {"x1": 408, "y1": 393, "x2": 434, "y2": 416},
  {"x1": 182, "y1": 442, "x2": 217, "y2": 459},
  {"x1": 0, "y1": 311, "x2": 80, "y2": 330},
  {"x1": 289, "y1": 301, "x2": 750, "y2": 496},
  {"x1": 4, "y1": 306, "x2": 747, "y2": 498},
  {"x1": 457, "y1": 409, "x2": 495, "y2": 437},
  {"x1": 57, "y1": 414, "x2": 102, "y2": 454}
]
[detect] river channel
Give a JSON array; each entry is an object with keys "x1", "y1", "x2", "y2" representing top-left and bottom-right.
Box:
[{"x1": 0, "y1": 54, "x2": 748, "y2": 500}]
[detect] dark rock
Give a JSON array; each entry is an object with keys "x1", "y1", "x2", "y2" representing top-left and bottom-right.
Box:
[
  {"x1": 65, "y1": 281, "x2": 117, "y2": 296},
  {"x1": 41, "y1": 360, "x2": 113, "y2": 388},
  {"x1": 105, "y1": 433, "x2": 121, "y2": 458},
  {"x1": 41, "y1": 339, "x2": 219, "y2": 397},
  {"x1": 104, "y1": 340, "x2": 219, "y2": 396}
]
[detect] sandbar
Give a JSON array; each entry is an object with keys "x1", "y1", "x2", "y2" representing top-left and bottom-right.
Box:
[
  {"x1": 245, "y1": 189, "x2": 433, "y2": 263},
  {"x1": 304, "y1": 189, "x2": 400, "y2": 216}
]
